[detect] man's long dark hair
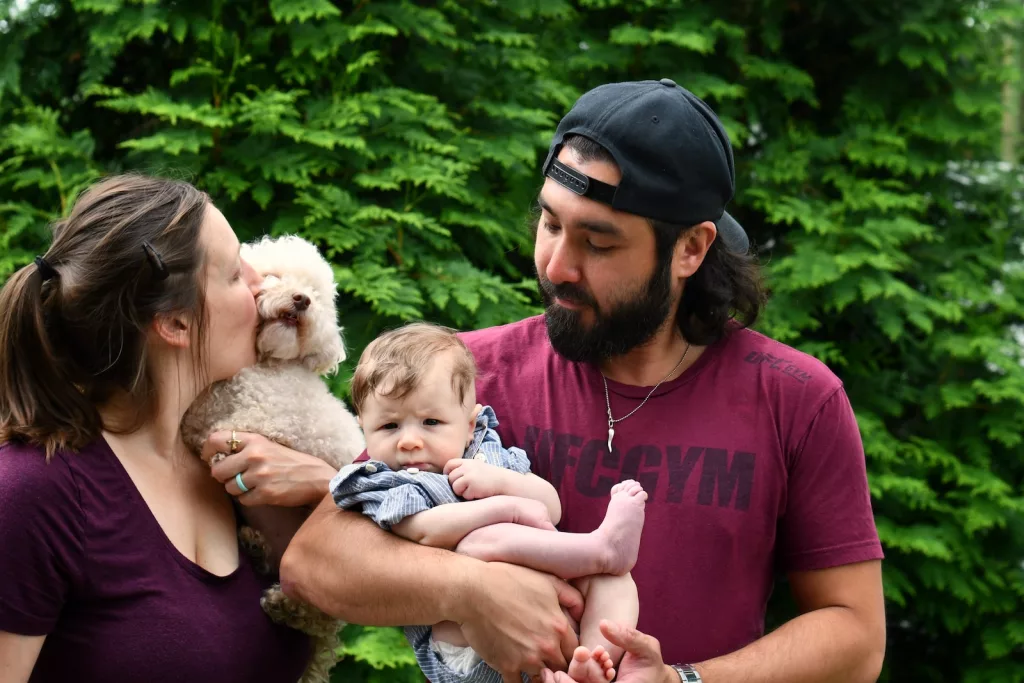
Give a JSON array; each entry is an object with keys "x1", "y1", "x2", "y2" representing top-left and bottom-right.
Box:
[{"x1": 562, "y1": 134, "x2": 768, "y2": 346}]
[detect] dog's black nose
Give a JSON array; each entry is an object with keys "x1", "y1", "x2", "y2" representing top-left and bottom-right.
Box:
[{"x1": 292, "y1": 293, "x2": 310, "y2": 311}]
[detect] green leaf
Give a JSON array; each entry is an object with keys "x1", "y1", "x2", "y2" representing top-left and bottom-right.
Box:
[
  {"x1": 339, "y1": 626, "x2": 417, "y2": 670},
  {"x1": 269, "y1": 0, "x2": 341, "y2": 24}
]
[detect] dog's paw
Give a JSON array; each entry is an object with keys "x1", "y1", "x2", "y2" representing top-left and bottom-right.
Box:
[
  {"x1": 239, "y1": 526, "x2": 272, "y2": 575},
  {"x1": 262, "y1": 584, "x2": 342, "y2": 638},
  {"x1": 261, "y1": 585, "x2": 313, "y2": 631}
]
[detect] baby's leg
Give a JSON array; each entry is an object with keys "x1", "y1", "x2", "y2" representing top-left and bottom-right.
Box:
[
  {"x1": 431, "y1": 620, "x2": 469, "y2": 647},
  {"x1": 566, "y1": 574, "x2": 639, "y2": 683},
  {"x1": 577, "y1": 573, "x2": 639, "y2": 661},
  {"x1": 455, "y1": 480, "x2": 647, "y2": 579}
]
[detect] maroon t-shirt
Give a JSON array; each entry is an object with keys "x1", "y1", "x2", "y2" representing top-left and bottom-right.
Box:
[
  {"x1": 459, "y1": 316, "x2": 883, "y2": 665},
  {"x1": 0, "y1": 438, "x2": 311, "y2": 682}
]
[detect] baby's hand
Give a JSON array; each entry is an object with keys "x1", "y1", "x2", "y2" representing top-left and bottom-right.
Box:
[{"x1": 444, "y1": 458, "x2": 510, "y2": 500}]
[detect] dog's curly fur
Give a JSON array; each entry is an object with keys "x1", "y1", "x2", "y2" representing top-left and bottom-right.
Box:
[{"x1": 181, "y1": 234, "x2": 364, "y2": 683}]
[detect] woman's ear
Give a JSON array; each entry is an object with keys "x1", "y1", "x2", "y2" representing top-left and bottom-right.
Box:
[{"x1": 151, "y1": 312, "x2": 191, "y2": 349}]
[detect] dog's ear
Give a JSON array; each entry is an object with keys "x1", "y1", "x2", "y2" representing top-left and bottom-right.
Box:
[{"x1": 303, "y1": 329, "x2": 347, "y2": 375}]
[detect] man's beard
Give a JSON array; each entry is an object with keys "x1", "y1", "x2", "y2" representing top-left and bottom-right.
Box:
[{"x1": 537, "y1": 259, "x2": 674, "y2": 364}]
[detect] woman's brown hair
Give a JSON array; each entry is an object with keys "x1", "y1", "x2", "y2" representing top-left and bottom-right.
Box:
[{"x1": 0, "y1": 173, "x2": 211, "y2": 457}]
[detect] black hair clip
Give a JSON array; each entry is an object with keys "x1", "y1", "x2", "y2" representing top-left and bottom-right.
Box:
[
  {"x1": 141, "y1": 242, "x2": 169, "y2": 281},
  {"x1": 34, "y1": 256, "x2": 58, "y2": 282}
]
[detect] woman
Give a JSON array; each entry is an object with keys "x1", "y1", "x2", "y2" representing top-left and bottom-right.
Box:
[{"x1": 0, "y1": 174, "x2": 337, "y2": 682}]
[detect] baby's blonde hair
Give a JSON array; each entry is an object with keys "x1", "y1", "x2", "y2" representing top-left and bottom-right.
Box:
[{"x1": 350, "y1": 322, "x2": 477, "y2": 415}]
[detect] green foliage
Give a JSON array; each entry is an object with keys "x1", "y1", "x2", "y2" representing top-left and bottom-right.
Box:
[
  {"x1": 333, "y1": 625, "x2": 421, "y2": 683},
  {"x1": 2, "y1": 0, "x2": 560, "y2": 393},
  {"x1": 2, "y1": 0, "x2": 1024, "y2": 681}
]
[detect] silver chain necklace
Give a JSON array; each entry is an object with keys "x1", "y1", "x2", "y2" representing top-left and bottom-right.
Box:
[{"x1": 602, "y1": 343, "x2": 690, "y2": 452}]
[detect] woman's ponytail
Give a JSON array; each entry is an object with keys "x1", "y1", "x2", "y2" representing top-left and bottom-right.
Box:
[
  {"x1": 0, "y1": 174, "x2": 210, "y2": 458},
  {"x1": 0, "y1": 259, "x2": 100, "y2": 458}
]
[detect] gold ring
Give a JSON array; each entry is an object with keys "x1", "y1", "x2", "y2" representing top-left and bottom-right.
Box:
[{"x1": 228, "y1": 430, "x2": 242, "y2": 454}]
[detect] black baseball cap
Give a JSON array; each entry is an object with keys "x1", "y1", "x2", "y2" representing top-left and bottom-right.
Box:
[{"x1": 542, "y1": 78, "x2": 749, "y2": 253}]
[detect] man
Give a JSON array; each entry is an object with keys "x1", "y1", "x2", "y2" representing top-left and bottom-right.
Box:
[{"x1": 280, "y1": 79, "x2": 886, "y2": 683}]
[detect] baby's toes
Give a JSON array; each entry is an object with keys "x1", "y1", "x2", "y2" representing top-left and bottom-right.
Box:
[
  {"x1": 567, "y1": 647, "x2": 593, "y2": 681},
  {"x1": 587, "y1": 646, "x2": 615, "y2": 679},
  {"x1": 571, "y1": 646, "x2": 592, "y2": 666}
]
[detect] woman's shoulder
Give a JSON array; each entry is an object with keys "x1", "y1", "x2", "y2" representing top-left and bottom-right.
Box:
[
  {"x1": 0, "y1": 440, "x2": 78, "y2": 497},
  {"x1": 0, "y1": 438, "x2": 109, "y2": 511},
  {"x1": 0, "y1": 440, "x2": 90, "y2": 634}
]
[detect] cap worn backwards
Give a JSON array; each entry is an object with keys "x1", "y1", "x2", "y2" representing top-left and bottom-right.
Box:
[{"x1": 542, "y1": 78, "x2": 749, "y2": 253}]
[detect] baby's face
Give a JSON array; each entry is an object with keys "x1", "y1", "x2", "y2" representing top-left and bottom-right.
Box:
[{"x1": 360, "y1": 355, "x2": 476, "y2": 473}]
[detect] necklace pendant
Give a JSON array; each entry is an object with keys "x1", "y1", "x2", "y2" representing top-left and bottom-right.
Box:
[{"x1": 607, "y1": 424, "x2": 615, "y2": 452}]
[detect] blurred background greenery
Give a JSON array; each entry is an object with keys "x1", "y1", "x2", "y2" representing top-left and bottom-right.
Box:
[{"x1": 2, "y1": 0, "x2": 1024, "y2": 681}]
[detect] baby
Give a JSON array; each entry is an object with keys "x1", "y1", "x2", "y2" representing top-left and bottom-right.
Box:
[{"x1": 329, "y1": 322, "x2": 646, "y2": 683}]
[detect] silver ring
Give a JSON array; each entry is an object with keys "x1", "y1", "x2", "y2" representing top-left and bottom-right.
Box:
[{"x1": 235, "y1": 472, "x2": 249, "y2": 494}]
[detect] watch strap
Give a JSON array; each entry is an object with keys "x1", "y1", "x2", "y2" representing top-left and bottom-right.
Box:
[{"x1": 671, "y1": 664, "x2": 703, "y2": 683}]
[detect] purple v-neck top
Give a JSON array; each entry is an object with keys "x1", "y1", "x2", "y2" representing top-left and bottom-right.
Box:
[{"x1": 0, "y1": 438, "x2": 312, "y2": 682}]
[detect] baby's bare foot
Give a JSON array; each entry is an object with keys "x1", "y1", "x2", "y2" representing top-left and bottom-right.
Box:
[
  {"x1": 567, "y1": 646, "x2": 615, "y2": 683},
  {"x1": 595, "y1": 479, "x2": 647, "y2": 575}
]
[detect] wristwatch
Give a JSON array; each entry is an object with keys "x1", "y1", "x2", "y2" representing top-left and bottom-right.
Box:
[{"x1": 670, "y1": 664, "x2": 703, "y2": 683}]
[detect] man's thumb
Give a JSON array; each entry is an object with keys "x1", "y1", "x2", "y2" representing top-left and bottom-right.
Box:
[{"x1": 599, "y1": 620, "x2": 658, "y2": 656}]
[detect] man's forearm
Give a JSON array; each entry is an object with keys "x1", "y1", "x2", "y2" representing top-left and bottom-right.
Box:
[
  {"x1": 279, "y1": 494, "x2": 481, "y2": 626},
  {"x1": 678, "y1": 606, "x2": 884, "y2": 683}
]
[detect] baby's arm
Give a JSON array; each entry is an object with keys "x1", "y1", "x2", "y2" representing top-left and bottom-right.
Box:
[
  {"x1": 501, "y1": 472, "x2": 562, "y2": 525},
  {"x1": 445, "y1": 459, "x2": 562, "y2": 524},
  {"x1": 392, "y1": 495, "x2": 553, "y2": 549}
]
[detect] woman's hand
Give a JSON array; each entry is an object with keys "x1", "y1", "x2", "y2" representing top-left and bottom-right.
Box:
[{"x1": 201, "y1": 430, "x2": 338, "y2": 507}]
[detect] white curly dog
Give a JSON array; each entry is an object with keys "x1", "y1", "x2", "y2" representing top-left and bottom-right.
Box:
[{"x1": 182, "y1": 234, "x2": 364, "y2": 683}]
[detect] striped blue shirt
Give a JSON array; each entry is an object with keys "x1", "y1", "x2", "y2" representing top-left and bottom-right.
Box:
[{"x1": 329, "y1": 406, "x2": 533, "y2": 683}]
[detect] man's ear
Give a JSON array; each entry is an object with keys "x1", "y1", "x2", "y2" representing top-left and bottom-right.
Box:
[
  {"x1": 151, "y1": 312, "x2": 191, "y2": 349},
  {"x1": 671, "y1": 221, "x2": 717, "y2": 281}
]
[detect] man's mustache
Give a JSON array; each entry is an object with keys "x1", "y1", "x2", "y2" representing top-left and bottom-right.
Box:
[{"x1": 538, "y1": 277, "x2": 598, "y2": 308}]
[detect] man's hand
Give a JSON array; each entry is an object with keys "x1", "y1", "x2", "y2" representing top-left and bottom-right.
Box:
[
  {"x1": 458, "y1": 561, "x2": 585, "y2": 683},
  {"x1": 540, "y1": 621, "x2": 675, "y2": 683},
  {"x1": 445, "y1": 458, "x2": 512, "y2": 500},
  {"x1": 599, "y1": 621, "x2": 677, "y2": 683}
]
